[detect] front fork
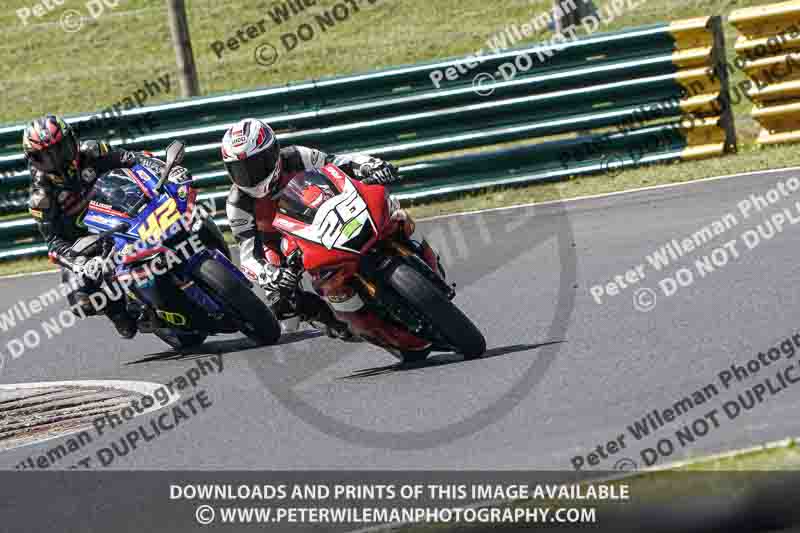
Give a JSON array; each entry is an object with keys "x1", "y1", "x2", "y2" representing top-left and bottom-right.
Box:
[
  {"x1": 386, "y1": 208, "x2": 450, "y2": 288},
  {"x1": 383, "y1": 239, "x2": 454, "y2": 300}
]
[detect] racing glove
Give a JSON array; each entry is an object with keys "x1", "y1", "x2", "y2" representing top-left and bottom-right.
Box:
[
  {"x1": 263, "y1": 266, "x2": 301, "y2": 294},
  {"x1": 244, "y1": 258, "x2": 300, "y2": 294},
  {"x1": 360, "y1": 161, "x2": 400, "y2": 185}
]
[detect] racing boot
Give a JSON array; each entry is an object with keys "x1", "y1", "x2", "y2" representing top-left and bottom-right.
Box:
[
  {"x1": 109, "y1": 312, "x2": 137, "y2": 339},
  {"x1": 106, "y1": 298, "x2": 137, "y2": 339},
  {"x1": 265, "y1": 290, "x2": 302, "y2": 334},
  {"x1": 295, "y1": 291, "x2": 354, "y2": 340}
]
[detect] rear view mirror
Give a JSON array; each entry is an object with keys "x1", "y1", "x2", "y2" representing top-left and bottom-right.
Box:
[
  {"x1": 165, "y1": 139, "x2": 186, "y2": 167},
  {"x1": 155, "y1": 139, "x2": 187, "y2": 193}
]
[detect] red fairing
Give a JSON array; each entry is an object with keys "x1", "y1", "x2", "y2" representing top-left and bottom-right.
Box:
[
  {"x1": 271, "y1": 164, "x2": 432, "y2": 352},
  {"x1": 320, "y1": 164, "x2": 391, "y2": 240},
  {"x1": 289, "y1": 236, "x2": 358, "y2": 273},
  {"x1": 122, "y1": 246, "x2": 168, "y2": 265},
  {"x1": 184, "y1": 187, "x2": 197, "y2": 221},
  {"x1": 349, "y1": 177, "x2": 392, "y2": 240}
]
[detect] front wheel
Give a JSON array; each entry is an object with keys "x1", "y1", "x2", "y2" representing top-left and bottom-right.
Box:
[
  {"x1": 387, "y1": 263, "x2": 486, "y2": 359},
  {"x1": 195, "y1": 259, "x2": 281, "y2": 345}
]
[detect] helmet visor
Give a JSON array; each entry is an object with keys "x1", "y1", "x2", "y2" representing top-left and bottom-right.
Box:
[{"x1": 224, "y1": 147, "x2": 280, "y2": 189}]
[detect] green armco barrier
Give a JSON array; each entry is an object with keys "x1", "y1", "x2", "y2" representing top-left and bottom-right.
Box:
[
  {"x1": 0, "y1": 218, "x2": 39, "y2": 242},
  {"x1": 0, "y1": 69, "x2": 708, "y2": 193},
  {"x1": 0, "y1": 61, "x2": 692, "y2": 176},
  {"x1": 0, "y1": 21, "x2": 690, "y2": 156},
  {"x1": 0, "y1": 120, "x2": 703, "y2": 250},
  {"x1": 0, "y1": 16, "x2": 736, "y2": 261},
  {"x1": 0, "y1": 243, "x2": 48, "y2": 261},
  {"x1": 392, "y1": 148, "x2": 689, "y2": 201}
]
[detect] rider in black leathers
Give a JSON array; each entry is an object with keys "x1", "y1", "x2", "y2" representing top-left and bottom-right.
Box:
[{"x1": 24, "y1": 115, "x2": 141, "y2": 338}]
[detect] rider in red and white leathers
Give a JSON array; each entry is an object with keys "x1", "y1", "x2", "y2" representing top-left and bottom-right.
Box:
[{"x1": 222, "y1": 118, "x2": 420, "y2": 334}]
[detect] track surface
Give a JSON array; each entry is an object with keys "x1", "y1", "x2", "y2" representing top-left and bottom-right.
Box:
[{"x1": 2, "y1": 169, "x2": 800, "y2": 471}]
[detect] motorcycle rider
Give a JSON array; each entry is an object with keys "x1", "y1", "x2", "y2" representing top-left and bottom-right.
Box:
[
  {"x1": 222, "y1": 118, "x2": 434, "y2": 336},
  {"x1": 24, "y1": 115, "x2": 141, "y2": 338}
]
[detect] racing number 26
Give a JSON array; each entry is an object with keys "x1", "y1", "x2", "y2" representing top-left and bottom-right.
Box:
[
  {"x1": 138, "y1": 198, "x2": 181, "y2": 242},
  {"x1": 319, "y1": 190, "x2": 367, "y2": 249}
]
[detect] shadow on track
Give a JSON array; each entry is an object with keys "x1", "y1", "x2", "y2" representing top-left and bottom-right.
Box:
[
  {"x1": 124, "y1": 330, "x2": 324, "y2": 366},
  {"x1": 339, "y1": 341, "x2": 565, "y2": 380}
]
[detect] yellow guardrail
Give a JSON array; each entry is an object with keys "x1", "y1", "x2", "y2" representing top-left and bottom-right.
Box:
[
  {"x1": 661, "y1": 16, "x2": 738, "y2": 158},
  {"x1": 730, "y1": 1, "x2": 800, "y2": 145}
]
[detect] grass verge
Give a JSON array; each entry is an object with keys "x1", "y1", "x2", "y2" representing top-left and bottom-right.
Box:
[
  {"x1": 675, "y1": 438, "x2": 800, "y2": 470},
  {"x1": 391, "y1": 439, "x2": 800, "y2": 533}
]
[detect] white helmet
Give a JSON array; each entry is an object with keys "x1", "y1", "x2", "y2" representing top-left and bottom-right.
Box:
[{"x1": 221, "y1": 118, "x2": 280, "y2": 198}]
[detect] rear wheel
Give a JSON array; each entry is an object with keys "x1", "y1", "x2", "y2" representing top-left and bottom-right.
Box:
[
  {"x1": 387, "y1": 263, "x2": 486, "y2": 359},
  {"x1": 195, "y1": 259, "x2": 281, "y2": 345},
  {"x1": 199, "y1": 218, "x2": 232, "y2": 259}
]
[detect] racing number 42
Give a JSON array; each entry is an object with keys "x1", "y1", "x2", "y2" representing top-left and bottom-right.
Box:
[{"x1": 138, "y1": 198, "x2": 181, "y2": 242}]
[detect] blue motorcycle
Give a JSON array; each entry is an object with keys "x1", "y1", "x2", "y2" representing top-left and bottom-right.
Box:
[{"x1": 70, "y1": 140, "x2": 281, "y2": 349}]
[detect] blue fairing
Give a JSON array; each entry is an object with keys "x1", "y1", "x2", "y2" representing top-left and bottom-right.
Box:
[{"x1": 82, "y1": 163, "x2": 247, "y2": 337}]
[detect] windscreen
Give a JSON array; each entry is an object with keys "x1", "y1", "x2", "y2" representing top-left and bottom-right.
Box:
[
  {"x1": 91, "y1": 169, "x2": 148, "y2": 216},
  {"x1": 275, "y1": 170, "x2": 339, "y2": 224}
]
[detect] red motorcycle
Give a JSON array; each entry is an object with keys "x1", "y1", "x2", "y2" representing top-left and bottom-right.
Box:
[{"x1": 270, "y1": 164, "x2": 486, "y2": 361}]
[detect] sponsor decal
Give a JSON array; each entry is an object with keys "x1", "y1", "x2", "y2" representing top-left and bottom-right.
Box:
[
  {"x1": 169, "y1": 167, "x2": 188, "y2": 184},
  {"x1": 156, "y1": 310, "x2": 188, "y2": 326},
  {"x1": 342, "y1": 217, "x2": 363, "y2": 238}
]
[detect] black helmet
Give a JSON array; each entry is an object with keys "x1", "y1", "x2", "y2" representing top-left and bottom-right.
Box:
[{"x1": 23, "y1": 115, "x2": 79, "y2": 179}]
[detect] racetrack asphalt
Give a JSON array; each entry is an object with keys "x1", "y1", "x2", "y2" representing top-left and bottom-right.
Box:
[{"x1": 2, "y1": 168, "x2": 800, "y2": 472}]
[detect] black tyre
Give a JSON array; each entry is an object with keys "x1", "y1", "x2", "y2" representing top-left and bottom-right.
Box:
[
  {"x1": 195, "y1": 259, "x2": 281, "y2": 345},
  {"x1": 200, "y1": 219, "x2": 232, "y2": 259},
  {"x1": 155, "y1": 329, "x2": 208, "y2": 349},
  {"x1": 387, "y1": 263, "x2": 486, "y2": 359}
]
